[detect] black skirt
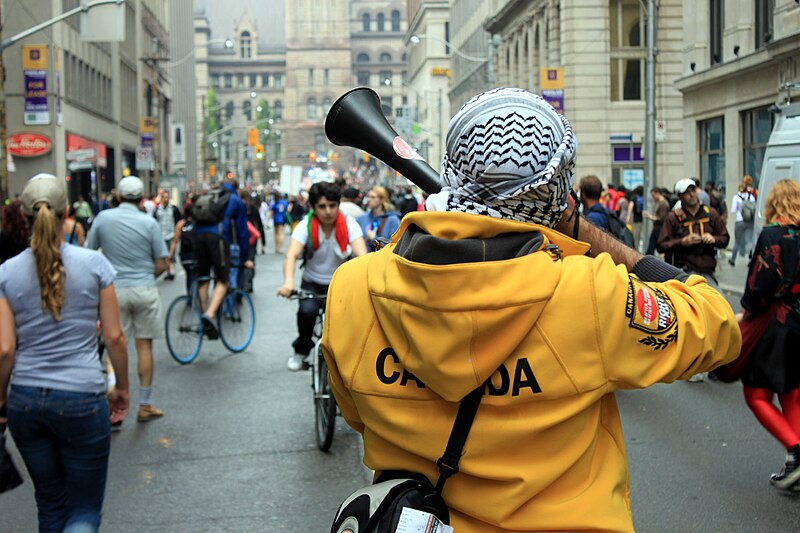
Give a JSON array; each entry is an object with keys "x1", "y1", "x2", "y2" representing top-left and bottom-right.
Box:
[{"x1": 742, "y1": 319, "x2": 800, "y2": 394}]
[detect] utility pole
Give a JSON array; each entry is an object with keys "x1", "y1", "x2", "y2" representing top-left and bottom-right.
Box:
[
  {"x1": 644, "y1": 0, "x2": 658, "y2": 242},
  {"x1": 1, "y1": 0, "x2": 7, "y2": 202}
]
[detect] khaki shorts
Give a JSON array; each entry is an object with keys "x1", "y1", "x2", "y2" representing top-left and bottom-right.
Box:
[{"x1": 116, "y1": 286, "x2": 162, "y2": 340}]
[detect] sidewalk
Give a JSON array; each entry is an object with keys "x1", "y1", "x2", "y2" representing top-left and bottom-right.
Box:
[{"x1": 716, "y1": 250, "x2": 749, "y2": 298}]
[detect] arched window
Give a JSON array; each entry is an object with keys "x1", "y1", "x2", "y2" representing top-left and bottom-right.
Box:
[
  {"x1": 224, "y1": 101, "x2": 234, "y2": 121},
  {"x1": 401, "y1": 52, "x2": 407, "y2": 62},
  {"x1": 322, "y1": 97, "x2": 333, "y2": 116},
  {"x1": 274, "y1": 100, "x2": 283, "y2": 120},
  {"x1": 307, "y1": 97, "x2": 317, "y2": 120},
  {"x1": 242, "y1": 100, "x2": 252, "y2": 121},
  {"x1": 357, "y1": 52, "x2": 370, "y2": 63},
  {"x1": 240, "y1": 31, "x2": 251, "y2": 59},
  {"x1": 362, "y1": 13, "x2": 371, "y2": 32},
  {"x1": 377, "y1": 13, "x2": 385, "y2": 32},
  {"x1": 379, "y1": 52, "x2": 392, "y2": 63},
  {"x1": 391, "y1": 10, "x2": 401, "y2": 32}
]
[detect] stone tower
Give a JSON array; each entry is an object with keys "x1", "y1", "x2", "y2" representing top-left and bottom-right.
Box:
[{"x1": 283, "y1": 0, "x2": 352, "y2": 175}]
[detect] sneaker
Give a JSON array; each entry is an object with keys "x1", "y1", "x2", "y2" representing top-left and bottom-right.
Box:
[
  {"x1": 287, "y1": 353, "x2": 308, "y2": 372},
  {"x1": 727, "y1": 259, "x2": 735, "y2": 267},
  {"x1": 110, "y1": 420, "x2": 123, "y2": 432},
  {"x1": 165, "y1": 273, "x2": 175, "y2": 281},
  {"x1": 201, "y1": 315, "x2": 219, "y2": 340},
  {"x1": 137, "y1": 404, "x2": 164, "y2": 423},
  {"x1": 688, "y1": 372, "x2": 706, "y2": 383},
  {"x1": 770, "y1": 450, "x2": 800, "y2": 490}
]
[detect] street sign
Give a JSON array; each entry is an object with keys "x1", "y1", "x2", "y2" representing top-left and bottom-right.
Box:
[
  {"x1": 66, "y1": 148, "x2": 96, "y2": 161},
  {"x1": 136, "y1": 145, "x2": 153, "y2": 170},
  {"x1": 655, "y1": 120, "x2": 667, "y2": 142}
]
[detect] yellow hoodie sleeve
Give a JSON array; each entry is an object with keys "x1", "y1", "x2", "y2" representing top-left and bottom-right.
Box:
[{"x1": 587, "y1": 254, "x2": 741, "y2": 389}]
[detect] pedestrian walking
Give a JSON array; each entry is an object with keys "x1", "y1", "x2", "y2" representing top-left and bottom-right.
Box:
[
  {"x1": 72, "y1": 194, "x2": 93, "y2": 233},
  {"x1": 270, "y1": 192, "x2": 290, "y2": 254},
  {"x1": 643, "y1": 187, "x2": 669, "y2": 255},
  {"x1": 356, "y1": 186, "x2": 401, "y2": 252},
  {"x1": 579, "y1": 175, "x2": 611, "y2": 231},
  {"x1": 322, "y1": 88, "x2": 741, "y2": 533},
  {"x1": 154, "y1": 189, "x2": 183, "y2": 280},
  {"x1": 0, "y1": 174, "x2": 130, "y2": 532},
  {"x1": 338, "y1": 187, "x2": 365, "y2": 220},
  {"x1": 729, "y1": 175, "x2": 757, "y2": 267},
  {"x1": 739, "y1": 179, "x2": 800, "y2": 491},
  {"x1": 86, "y1": 176, "x2": 168, "y2": 424}
]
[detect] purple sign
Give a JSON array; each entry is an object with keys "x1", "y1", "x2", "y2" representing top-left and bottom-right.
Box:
[
  {"x1": 24, "y1": 70, "x2": 49, "y2": 125},
  {"x1": 541, "y1": 89, "x2": 564, "y2": 115}
]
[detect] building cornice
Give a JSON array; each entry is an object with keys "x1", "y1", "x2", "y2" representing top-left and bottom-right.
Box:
[
  {"x1": 485, "y1": 0, "x2": 534, "y2": 34},
  {"x1": 676, "y1": 32, "x2": 800, "y2": 94}
]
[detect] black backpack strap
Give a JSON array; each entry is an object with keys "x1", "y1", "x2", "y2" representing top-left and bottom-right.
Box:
[{"x1": 434, "y1": 385, "x2": 484, "y2": 493}]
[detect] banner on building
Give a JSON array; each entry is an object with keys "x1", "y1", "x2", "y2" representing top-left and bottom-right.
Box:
[
  {"x1": 540, "y1": 67, "x2": 564, "y2": 114},
  {"x1": 171, "y1": 123, "x2": 186, "y2": 168},
  {"x1": 23, "y1": 45, "x2": 50, "y2": 125},
  {"x1": 55, "y1": 48, "x2": 63, "y2": 125}
]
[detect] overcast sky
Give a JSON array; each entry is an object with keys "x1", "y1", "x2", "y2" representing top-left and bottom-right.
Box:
[{"x1": 194, "y1": 0, "x2": 285, "y2": 48}]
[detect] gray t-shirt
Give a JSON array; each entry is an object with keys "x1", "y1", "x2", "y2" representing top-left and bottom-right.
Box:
[
  {"x1": 291, "y1": 215, "x2": 363, "y2": 285},
  {"x1": 85, "y1": 203, "x2": 168, "y2": 288},
  {"x1": 0, "y1": 245, "x2": 116, "y2": 393}
]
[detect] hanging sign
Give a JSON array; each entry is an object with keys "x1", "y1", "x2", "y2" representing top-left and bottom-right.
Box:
[
  {"x1": 23, "y1": 45, "x2": 50, "y2": 125},
  {"x1": 7, "y1": 132, "x2": 53, "y2": 157}
]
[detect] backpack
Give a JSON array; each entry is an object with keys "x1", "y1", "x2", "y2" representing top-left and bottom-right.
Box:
[
  {"x1": 589, "y1": 205, "x2": 636, "y2": 248},
  {"x1": 740, "y1": 193, "x2": 756, "y2": 223},
  {"x1": 193, "y1": 189, "x2": 231, "y2": 224}
]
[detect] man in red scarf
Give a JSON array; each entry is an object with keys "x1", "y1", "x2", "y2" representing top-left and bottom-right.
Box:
[{"x1": 277, "y1": 182, "x2": 367, "y2": 371}]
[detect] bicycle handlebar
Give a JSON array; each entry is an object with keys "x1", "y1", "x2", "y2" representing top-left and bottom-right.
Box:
[{"x1": 288, "y1": 289, "x2": 328, "y2": 301}]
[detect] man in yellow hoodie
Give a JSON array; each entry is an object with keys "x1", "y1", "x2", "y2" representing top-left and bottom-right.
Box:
[{"x1": 322, "y1": 88, "x2": 741, "y2": 532}]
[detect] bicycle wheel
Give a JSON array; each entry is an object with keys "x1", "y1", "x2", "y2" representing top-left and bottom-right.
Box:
[
  {"x1": 314, "y1": 344, "x2": 337, "y2": 451},
  {"x1": 165, "y1": 295, "x2": 203, "y2": 364},
  {"x1": 219, "y1": 289, "x2": 255, "y2": 353}
]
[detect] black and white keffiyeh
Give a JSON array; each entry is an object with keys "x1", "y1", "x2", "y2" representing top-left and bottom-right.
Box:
[{"x1": 426, "y1": 88, "x2": 577, "y2": 227}]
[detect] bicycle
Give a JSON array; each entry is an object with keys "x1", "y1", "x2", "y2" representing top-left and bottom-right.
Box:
[
  {"x1": 288, "y1": 289, "x2": 337, "y2": 451},
  {"x1": 164, "y1": 260, "x2": 256, "y2": 364}
]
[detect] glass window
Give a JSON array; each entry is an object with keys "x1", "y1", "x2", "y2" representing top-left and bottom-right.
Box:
[
  {"x1": 362, "y1": 13, "x2": 370, "y2": 32},
  {"x1": 274, "y1": 74, "x2": 282, "y2": 88},
  {"x1": 379, "y1": 70, "x2": 392, "y2": 86},
  {"x1": 755, "y1": 0, "x2": 774, "y2": 49},
  {"x1": 357, "y1": 71, "x2": 370, "y2": 85},
  {"x1": 610, "y1": 143, "x2": 645, "y2": 187},
  {"x1": 224, "y1": 73, "x2": 232, "y2": 88},
  {"x1": 699, "y1": 117, "x2": 725, "y2": 187},
  {"x1": 357, "y1": 52, "x2": 370, "y2": 63},
  {"x1": 237, "y1": 73, "x2": 245, "y2": 89},
  {"x1": 262, "y1": 73, "x2": 269, "y2": 87},
  {"x1": 323, "y1": 97, "x2": 332, "y2": 116},
  {"x1": 377, "y1": 13, "x2": 385, "y2": 32},
  {"x1": 211, "y1": 74, "x2": 220, "y2": 88},
  {"x1": 323, "y1": 69, "x2": 329, "y2": 86},
  {"x1": 308, "y1": 68, "x2": 314, "y2": 86},
  {"x1": 224, "y1": 101, "x2": 234, "y2": 121},
  {"x1": 391, "y1": 10, "x2": 401, "y2": 32},
  {"x1": 609, "y1": 0, "x2": 644, "y2": 101},
  {"x1": 307, "y1": 97, "x2": 317, "y2": 120},
  {"x1": 380, "y1": 53, "x2": 392, "y2": 63},
  {"x1": 742, "y1": 107, "x2": 775, "y2": 187},
  {"x1": 249, "y1": 74, "x2": 257, "y2": 88},
  {"x1": 240, "y1": 31, "x2": 251, "y2": 59},
  {"x1": 274, "y1": 100, "x2": 283, "y2": 120},
  {"x1": 709, "y1": 0, "x2": 723, "y2": 65},
  {"x1": 243, "y1": 100, "x2": 252, "y2": 121}
]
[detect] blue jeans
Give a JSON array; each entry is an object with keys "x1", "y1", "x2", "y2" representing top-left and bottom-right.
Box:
[{"x1": 7, "y1": 385, "x2": 110, "y2": 533}]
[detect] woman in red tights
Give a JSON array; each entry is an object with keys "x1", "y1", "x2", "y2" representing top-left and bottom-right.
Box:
[{"x1": 740, "y1": 179, "x2": 800, "y2": 491}]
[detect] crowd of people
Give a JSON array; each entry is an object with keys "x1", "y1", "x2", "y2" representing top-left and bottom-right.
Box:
[{"x1": 0, "y1": 86, "x2": 797, "y2": 532}]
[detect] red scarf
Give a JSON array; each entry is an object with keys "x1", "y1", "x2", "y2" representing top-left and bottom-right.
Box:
[{"x1": 309, "y1": 211, "x2": 349, "y2": 253}]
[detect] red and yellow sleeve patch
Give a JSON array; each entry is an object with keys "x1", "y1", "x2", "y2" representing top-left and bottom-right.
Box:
[{"x1": 626, "y1": 277, "x2": 677, "y2": 334}]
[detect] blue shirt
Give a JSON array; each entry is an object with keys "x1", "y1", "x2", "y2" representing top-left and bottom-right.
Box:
[
  {"x1": 586, "y1": 204, "x2": 610, "y2": 231},
  {"x1": 0, "y1": 245, "x2": 115, "y2": 393},
  {"x1": 193, "y1": 183, "x2": 250, "y2": 261},
  {"x1": 356, "y1": 211, "x2": 401, "y2": 252},
  {"x1": 85, "y1": 203, "x2": 168, "y2": 288}
]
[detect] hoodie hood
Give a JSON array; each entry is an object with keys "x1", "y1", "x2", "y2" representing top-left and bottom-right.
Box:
[{"x1": 365, "y1": 211, "x2": 589, "y2": 401}]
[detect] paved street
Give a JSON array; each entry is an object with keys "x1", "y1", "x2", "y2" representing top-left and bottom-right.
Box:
[{"x1": 1, "y1": 238, "x2": 798, "y2": 531}]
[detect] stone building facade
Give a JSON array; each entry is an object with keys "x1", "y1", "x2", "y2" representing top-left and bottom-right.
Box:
[{"x1": 675, "y1": 0, "x2": 800, "y2": 199}]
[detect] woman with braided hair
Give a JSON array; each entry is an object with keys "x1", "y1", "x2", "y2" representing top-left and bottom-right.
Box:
[{"x1": 0, "y1": 174, "x2": 130, "y2": 532}]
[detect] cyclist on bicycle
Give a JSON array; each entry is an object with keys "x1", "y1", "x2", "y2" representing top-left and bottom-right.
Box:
[
  {"x1": 193, "y1": 177, "x2": 253, "y2": 339},
  {"x1": 277, "y1": 182, "x2": 367, "y2": 371}
]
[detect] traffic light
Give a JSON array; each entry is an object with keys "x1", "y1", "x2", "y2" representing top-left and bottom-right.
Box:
[
  {"x1": 247, "y1": 128, "x2": 258, "y2": 146},
  {"x1": 255, "y1": 144, "x2": 264, "y2": 160},
  {"x1": 309, "y1": 151, "x2": 317, "y2": 163},
  {"x1": 209, "y1": 164, "x2": 217, "y2": 177}
]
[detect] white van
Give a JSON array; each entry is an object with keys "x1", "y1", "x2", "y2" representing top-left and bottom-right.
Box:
[{"x1": 754, "y1": 101, "x2": 800, "y2": 237}]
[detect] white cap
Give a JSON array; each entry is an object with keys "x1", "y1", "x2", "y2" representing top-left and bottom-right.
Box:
[
  {"x1": 20, "y1": 173, "x2": 67, "y2": 216},
  {"x1": 118, "y1": 176, "x2": 144, "y2": 199},
  {"x1": 674, "y1": 178, "x2": 696, "y2": 195}
]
